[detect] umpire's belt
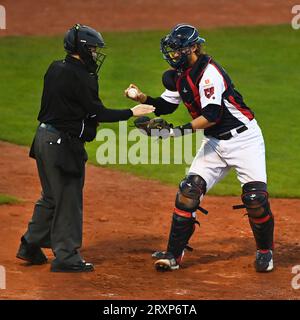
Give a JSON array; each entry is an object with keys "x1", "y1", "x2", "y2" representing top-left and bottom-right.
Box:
[
  {"x1": 40, "y1": 123, "x2": 60, "y2": 134},
  {"x1": 214, "y1": 125, "x2": 248, "y2": 140}
]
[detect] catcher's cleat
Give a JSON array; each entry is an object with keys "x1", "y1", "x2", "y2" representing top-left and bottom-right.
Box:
[
  {"x1": 152, "y1": 245, "x2": 193, "y2": 260},
  {"x1": 16, "y1": 236, "x2": 47, "y2": 265},
  {"x1": 154, "y1": 252, "x2": 181, "y2": 271},
  {"x1": 152, "y1": 251, "x2": 167, "y2": 259},
  {"x1": 255, "y1": 249, "x2": 273, "y2": 272}
]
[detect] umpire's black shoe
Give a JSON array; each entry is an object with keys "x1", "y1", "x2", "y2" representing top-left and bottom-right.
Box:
[
  {"x1": 50, "y1": 260, "x2": 94, "y2": 273},
  {"x1": 16, "y1": 236, "x2": 48, "y2": 265}
]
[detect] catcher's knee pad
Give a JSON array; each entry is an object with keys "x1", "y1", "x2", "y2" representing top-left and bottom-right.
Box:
[
  {"x1": 241, "y1": 181, "x2": 272, "y2": 222},
  {"x1": 175, "y1": 174, "x2": 207, "y2": 213}
]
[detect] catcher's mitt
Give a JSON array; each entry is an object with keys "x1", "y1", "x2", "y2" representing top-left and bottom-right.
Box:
[{"x1": 134, "y1": 117, "x2": 173, "y2": 138}]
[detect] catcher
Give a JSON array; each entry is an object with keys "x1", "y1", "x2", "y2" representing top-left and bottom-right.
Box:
[{"x1": 125, "y1": 24, "x2": 275, "y2": 272}]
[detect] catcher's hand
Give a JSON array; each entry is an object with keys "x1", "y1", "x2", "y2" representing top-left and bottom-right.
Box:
[
  {"x1": 125, "y1": 84, "x2": 147, "y2": 103},
  {"x1": 134, "y1": 117, "x2": 173, "y2": 139}
]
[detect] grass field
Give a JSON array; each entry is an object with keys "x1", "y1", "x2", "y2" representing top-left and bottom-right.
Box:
[
  {"x1": 0, "y1": 25, "x2": 299, "y2": 197},
  {"x1": 0, "y1": 194, "x2": 20, "y2": 205}
]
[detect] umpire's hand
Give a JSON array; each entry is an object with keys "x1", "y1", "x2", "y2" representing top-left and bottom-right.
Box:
[{"x1": 131, "y1": 104, "x2": 155, "y2": 117}]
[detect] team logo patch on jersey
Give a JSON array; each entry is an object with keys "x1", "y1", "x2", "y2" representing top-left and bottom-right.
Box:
[
  {"x1": 205, "y1": 79, "x2": 210, "y2": 84},
  {"x1": 204, "y1": 86, "x2": 215, "y2": 98}
]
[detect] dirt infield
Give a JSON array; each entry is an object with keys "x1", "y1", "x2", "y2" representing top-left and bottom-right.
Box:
[
  {"x1": 0, "y1": 0, "x2": 295, "y2": 36},
  {"x1": 0, "y1": 141, "x2": 300, "y2": 300}
]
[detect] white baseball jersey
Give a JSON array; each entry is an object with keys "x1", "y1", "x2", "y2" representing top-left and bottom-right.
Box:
[{"x1": 160, "y1": 55, "x2": 267, "y2": 189}]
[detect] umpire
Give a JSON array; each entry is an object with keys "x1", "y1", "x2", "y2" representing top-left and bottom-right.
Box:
[{"x1": 16, "y1": 24, "x2": 154, "y2": 272}]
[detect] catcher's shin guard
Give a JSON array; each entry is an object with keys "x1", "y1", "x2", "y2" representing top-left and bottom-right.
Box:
[
  {"x1": 249, "y1": 215, "x2": 274, "y2": 250},
  {"x1": 167, "y1": 208, "x2": 198, "y2": 259},
  {"x1": 234, "y1": 181, "x2": 274, "y2": 250},
  {"x1": 166, "y1": 174, "x2": 206, "y2": 259}
]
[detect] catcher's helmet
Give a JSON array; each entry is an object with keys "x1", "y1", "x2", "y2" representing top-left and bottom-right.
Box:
[
  {"x1": 160, "y1": 24, "x2": 205, "y2": 70},
  {"x1": 64, "y1": 24, "x2": 106, "y2": 74}
]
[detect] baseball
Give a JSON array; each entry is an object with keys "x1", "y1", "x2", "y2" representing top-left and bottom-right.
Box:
[{"x1": 127, "y1": 88, "x2": 138, "y2": 99}]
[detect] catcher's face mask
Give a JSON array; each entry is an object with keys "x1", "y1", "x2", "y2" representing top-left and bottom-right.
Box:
[
  {"x1": 161, "y1": 42, "x2": 194, "y2": 70},
  {"x1": 168, "y1": 46, "x2": 193, "y2": 64}
]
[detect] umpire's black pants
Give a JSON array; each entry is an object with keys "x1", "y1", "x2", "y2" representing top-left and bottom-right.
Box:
[{"x1": 24, "y1": 125, "x2": 86, "y2": 266}]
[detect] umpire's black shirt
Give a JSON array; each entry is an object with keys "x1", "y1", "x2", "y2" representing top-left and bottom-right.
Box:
[{"x1": 38, "y1": 55, "x2": 133, "y2": 141}]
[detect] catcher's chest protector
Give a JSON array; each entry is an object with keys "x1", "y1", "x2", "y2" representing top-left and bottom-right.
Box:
[{"x1": 176, "y1": 56, "x2": 212, "y2": 119}]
